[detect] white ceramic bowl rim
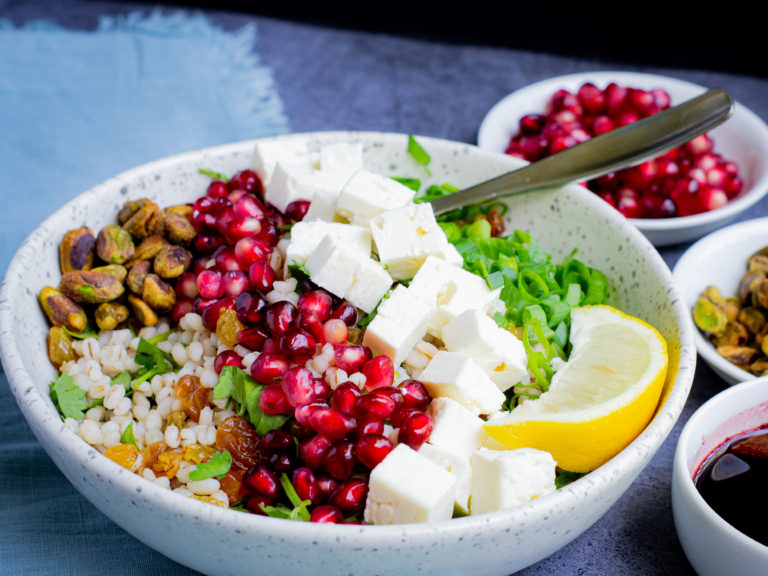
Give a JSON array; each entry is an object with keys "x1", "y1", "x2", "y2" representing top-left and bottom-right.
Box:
[
  {"x1": 0, "y1": 131, "x2": 696, "y2": 542},
  {"x1": 477, "y1": 70, "x2": 768, "y2": 234},
  {"x1": 674, "y1": 375, "x2": 768, "y2": 555},
  {"x1": 672, "y1": 217, "x2": 768, "y2": 385}
]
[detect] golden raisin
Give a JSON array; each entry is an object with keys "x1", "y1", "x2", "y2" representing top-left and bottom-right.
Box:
[
  {"x1": 47, "y1": 326, "x2": 77, "y2": 368},
  {"x1": 216, "y1": 308, "x2": 244, "y2": 348},
  {"x1": 192, "y1": 495, "x2": 229, "y2": 508},
  {"x1": 104, "y1": 443, "x2": 140, "y2": 470},
  {"x1": 139, "y1": 441, "x2": 165, "y2": 472},
  {"x1": 174, "y1": 374, "x2": 211, "y2": 422},
  {"x1": 215, "y1": 415, "x2": 264, "y2": 470},
  {"x1": 183, "y1": 443, "x2": 216, "y2": 464},
  {"x1": 219, "y1": 467, "x2": 249, "y2": 505},
  {"x1": 166, "y1": 410, "x2": 188, "y2": 431},
  {"x1": 153, "y1": 450, "x2": 184, "y2": 478}
]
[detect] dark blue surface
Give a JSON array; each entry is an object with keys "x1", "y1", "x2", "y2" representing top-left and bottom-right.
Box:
[{"x1": 2, "y1": 2, "x2": 768, "y2": 574}]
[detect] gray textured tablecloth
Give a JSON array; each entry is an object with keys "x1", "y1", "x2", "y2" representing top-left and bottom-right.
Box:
[{"x1": 2, "y1": 1, "x2": 767, "y2": 574}]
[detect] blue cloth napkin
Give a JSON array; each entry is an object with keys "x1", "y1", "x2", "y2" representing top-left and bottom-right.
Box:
[{"x1": 0, "y1": 10, "x2": 287, "y2": 574}]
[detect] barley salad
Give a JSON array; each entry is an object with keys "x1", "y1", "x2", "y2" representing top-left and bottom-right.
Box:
[{"x1": 40, "y1": 136, "x2": 614, "y2": 525}]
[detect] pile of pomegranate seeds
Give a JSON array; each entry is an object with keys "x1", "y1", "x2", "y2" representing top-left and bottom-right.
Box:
[
  {"x1": 505, "y1": 82, "x2": 744, "y2": 218},
  {"x1": 175, "y1": 168, "x2": 435, "y2": 522}
]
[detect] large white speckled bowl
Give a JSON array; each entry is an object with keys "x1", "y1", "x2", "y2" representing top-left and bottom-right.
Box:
[{"x1": 0, "y1": 132, "x2": 695, "y2": 576}]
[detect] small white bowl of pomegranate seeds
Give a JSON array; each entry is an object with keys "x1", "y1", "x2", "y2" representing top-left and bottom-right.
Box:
[{"x1": 478, "y1": 71, "x2": 768, "y2": 246}]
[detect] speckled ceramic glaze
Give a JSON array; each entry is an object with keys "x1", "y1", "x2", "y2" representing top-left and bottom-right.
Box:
[
  {"x1": 0, "y1": 132, "x2": 696, "y2": 576},
  {"x1": 672, "y1": 376, "x2": 768, "y2": 576}
]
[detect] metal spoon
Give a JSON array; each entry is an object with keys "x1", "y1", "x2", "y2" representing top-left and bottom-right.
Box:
[{"x1": 429, "y1": 88, "x2": 734, "y2": 216}]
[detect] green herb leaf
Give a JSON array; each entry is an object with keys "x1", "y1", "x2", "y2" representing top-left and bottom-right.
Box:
[
  {"x1": 132, "y1": 337, "x2": 179, "y2": 387},
  {"x1": 189, "y1": 450, "x2": 232, "y2": 481},
  {"x1": 121, "y1": 421, "x2": 137, "y2": 447},
  {"x1": 407, "y1": 135, "x2": 432, "y2": 176},
  {"x1": 214, "y1": 366, "x2": 288, "y2": 435},
  {"x1": 111, "y1": 370, "x2": 132, "y2": 394},
  {"x1": 199, "y1": 168, "x2": 230, "y2": 183},
  {"x1": 49, "y1": 372, "x2": 87, "y2": 420},
  {"x1": 555, "y1": 470, "x2": 585, "y2": 489},
  {"x1": 287, "y1": 260, "x2": 311, "y2": 286},
  {"x1": 62, "y1": 324, "x2": 98, "y2": 340},
  {"x1": 391, "y1": 177, "x2": 422, "y2": 191}
]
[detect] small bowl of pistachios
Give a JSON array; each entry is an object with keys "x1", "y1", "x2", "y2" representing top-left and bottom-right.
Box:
[{"x1": 673, "y1": 216, "x2": 768, "y2": 385}]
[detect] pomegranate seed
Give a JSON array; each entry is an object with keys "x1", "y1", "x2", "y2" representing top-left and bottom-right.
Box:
[
  {"x1": 725, "y1": 176, "x2": 744, "y2": 199},
  {"x1": 196, "y1": 269, "x2": 224, "y2": 300},
  {"x1": 597, "y1": 190, "x2": 616, "y2": 207},
  {"x1": 193, "y1": 233, "x2": 225, "y2": 255},
  {"x1": 357, "y1": 416, "x2": 385, "y2": 437},
  {"x1": 222, "y1": 269, "x2": 249, "y2": 298},
  {"x1": 321, "y1": 318, "x2": 349, "y2": 345},
  {"x1": 706, "y1": 166, "x2": 729, "y2": 188},
  {"x1": 293, "y1": 467, "x2": 319, "y2": 504},
  {"x1": 650, "y1": 88, "x2": 671, "y2": 110},
  {"x1": 330, "y1": 302, "x2": 358, "y2": 326},
  {"x1": 313, "y1": 378, "x2": 332, "y2": 401},
  {"x1": 201, "y1": 295, "x2": 235, "y2": 332},
  {"x1": 629, "y1": 89, "x2": 654, "y2": 115},
  {"x1": 517, "y1": 134, "x2": 549, "y2": 161},
  {"x1": 170, "y1": 299, "x2": 194, "y2": 323},
  {"x1": 237, "y1": 325, "x2": 269, "y2": 350},
  {"x1": 249, "y1": 352, "x2": 289, "y2": 385},
  {"x1": 519, "y1": 113, "x2": 546, "y2": 135},
  {"x1": 285, "y1": 200, "x2": 310, "y2": 222},
  {"x1": 258, "y1": 383, "x2": 293, "y2": 415},
  {"x1": 390, "y1": 405, "x2": 420, "y2": 429},
  {"x1": 261, "y1": 336, "x2": 281, "y2": 354},
  {"x1": 591, "y1": 115, "x2": 614, "y2": 136},
  {"x1": 295, "y1": 401, "x2": 327, "y2": 427},
  {"x1": 656, "y1": 157, "x2": 680, "y2": 178},
  {"x1": 233, "y1": 194, "x2": 264, "y2": 220},
  {"x1": 685, "y1": 134, "x2": 714, "y2": 156},
  {"x1": 617, "y1": 196, "x2": 643, "y2": 219},
  {"x1": 256, "y1": 219, "x2": 280, "y2": 246},
  {"x1": 266, "y1": 301, "x2": 298, "y2": 335},
  {"x1": 548, "y1": 89, "x2": 582, "y2": 115},
  {"x1": 696, "y1": 186, "x2": 728, "y2": 212},
  {"x1": 297, "y1": 309, "x2": 324, "y2": 341},
  {"x1": 356, "y1": 434, "x2": 394, "y2": 469},
  {"x1": 323, "y1": 440, "x2": 357, "y2": 480},
  {"x1": 214, "y1": 350, "x2": 243, "y2": 374},
  {"x1": 234, "y1": 236, "x2": 272, "y2": 267},
  {"x1": 298, "y1": 289, "x2": 334, "y2": 321},
  {"x1": 354, "y1": 391, "x2": 396, "y2": 420},
  {"x1": 299, "y1": 434, "x2": 333, "y2": 470},
  {"x1": 281, "y1": 367, "x2": 317, "y2": 407},
  {"x1": 243, "y1": 464, "x2": 279, "y2": 497},
  {"x1": 213, "y1": 245, "x2": 242, "y2": 272},
  {"x1": 310, "y1": 504, "x2": 343, "y2": 523},
  {"x1": 397, "y1": 411, "x2": 433, "y2": 450},
  {"x1": 248, "y1": 261, "x2": 277, "y2": 293},
  {"x1": 330, "y1": 478, "x2": 368, "y2": 516},
  {"x1": 617, "y1": 111, "x2": 639, "y2": 126},
  {"x1": 235, "y1": 290, "x2": 267, "y2": 325},
  {"x1": 197, "y1": 193, "x2": 221, "y2": 210},
  {"x1": 280, "y1": 328, "x2": 317, "y2": 359},
  {"x1": 269, "y1": 451, "x2": 295, "y2": 473},
  {"x1": 228, "y1": 217, "x2": 262, "y2": 240},
  {"x1": 604, "y1": 83, "x2": 628, "y2": 114},
  {"x1": 641, "y1": 195, "x2": 678, "y2": 218},
  {"x1": 399, "y1": 379, "x2": 430, "y2": 411},
  {"x1": 193, "y1": 296, "x2": 215, "y2": 314},
  {"x1": 175, "y1": 272, "x2": 200, "y2": 300},
  {"x1": 308, "y1": 406, "x2": 357, "y2": 441},
  {"x1": 576, "y1": 82, "x2": 605, "y2": 115},
  {"x1": 245, "y1": 494, "x2": 272, "y2": 515},
  {"x1": 332, "y1": 381, "x2": 362, "y2": 415},
  {"x1": 230, "y1": 169, "x2": 263, "y2": 195},
  {"x1": 334, "y1": 345, "x2": 371, "y2": 374},
  {"x1": 549, "y1": 134, "x2": 578, "y2": 154},
  {"x1": 262, "y1": 429, "x2": 293, "y2": 452},
  {"x1": 316, "y1": 475, "x2": 338, "y2": 502}
]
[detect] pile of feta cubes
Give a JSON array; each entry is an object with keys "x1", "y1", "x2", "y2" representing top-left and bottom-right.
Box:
[{"x1": 251, "y1": 137, "x2": 558, "y2": 524}]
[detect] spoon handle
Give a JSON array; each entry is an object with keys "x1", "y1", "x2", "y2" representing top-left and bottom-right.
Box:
[{"x1": 429, "y1": 88, "x2": 734, "y2": 216}]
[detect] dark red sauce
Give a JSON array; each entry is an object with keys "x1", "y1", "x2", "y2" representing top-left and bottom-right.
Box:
[{"x1": 694, "y1": 428, "x2": 768, "y2": 546}]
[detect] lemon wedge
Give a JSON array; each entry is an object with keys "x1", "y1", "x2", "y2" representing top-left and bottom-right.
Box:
[{"x1": 484, "y1": 305, "x2": 668, "y2": 473}]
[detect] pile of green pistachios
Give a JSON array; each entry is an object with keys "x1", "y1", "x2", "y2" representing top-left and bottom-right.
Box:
[
  {"x1": 39, "y1": 198, "x2": 196, "y2": 368},
  {"x1": 693, "y1": 246, "x2": 768, "y2": 375}
]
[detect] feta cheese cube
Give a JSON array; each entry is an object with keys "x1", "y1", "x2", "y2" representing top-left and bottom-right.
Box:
[
  {"x1": 417, "y1": 351, "x2": 506, "y2": 416},
  {"x1": 407, "y1": 256, "x2": 502, "y2": 337},
  {"x1": 364, "y1": 444, "x2": 457, "y2": 525},
  {"x1": 418, "y1": 443, "x2": 472, "y2": 516},
  {"x1": 265, "y1": 162, "x2": 348, "y2": 213},
  {"x1": 345, "y1": 256, "x2": 393, "y2": 313},
  {"x1": 441, "y1": 309, "x2": 528, "y2": 392},
  {"x1": 285, "y1": 221, "x2": 371, "y2": 268},
  {"x1": 426, "y1": 397, "x2": 489, "y2": 459},
  {"x1": 302, "y1": 186, "x2": 343, "y2": 222},
  {"x1": 370, "y1": 203, "x2": 460, "y2": 281},
  {"x1": 304, "y1": 235, "x2": 392, "y2": 313},
  {"x1": 250, "y1": 139, "x2": 316, "y2": 184},
  {"x1": 362, "y1": 284, "x2": 431, "y2": 367},
  {"x1": 319, "y1": 141, "x2": 364, "y2": 176},
  {"x1": 469, "y1": 447, "x2": 556, "y2": 515},
  {"x1": 335, "y1": 169, "x2": 415, "y2": 224}
]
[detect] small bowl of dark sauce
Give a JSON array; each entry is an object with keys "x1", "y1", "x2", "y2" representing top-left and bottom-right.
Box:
[{"x1": 673, "y1": 376, "x2": 768, "y2": 576}]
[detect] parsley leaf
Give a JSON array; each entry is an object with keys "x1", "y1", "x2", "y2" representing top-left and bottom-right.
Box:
[
  {"x1": 62, "y1": 324, "x2": 98, "y2": 340},
  {"x1": 287, "y1": 260, "x2": 311, "y2": 288},
  {"x1": 189, "y1": 450, "x2": 232, "y2": 481},
  {"x1": 259, "y1": 474, "x2": 311, "y2": 521},
  {"x1": 120, "y1": 421, "x2": 137, "y2": 447},
  {"x1": 132, "y1": 337, "x2": 179, "y2": 387},
  {"x1": 213, "y1": 366, "x2": 288, "y2": 435},
  {"x1": 391, "y1": 177, "x2": 421, "y2": 191},
  {"x1": 49, "y1": 372, "x2": 87, "y2": 420},
  {"x1": 198, "y1": 168, "x2": 230, "y2": 183},
  {"x1": 407, "y1": 135, "x2": 432, "y2": 176}
]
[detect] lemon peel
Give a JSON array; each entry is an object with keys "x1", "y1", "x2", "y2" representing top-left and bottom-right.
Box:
[{"x1": 484, "y1": 305, "x2": 668, "y2": 473}]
